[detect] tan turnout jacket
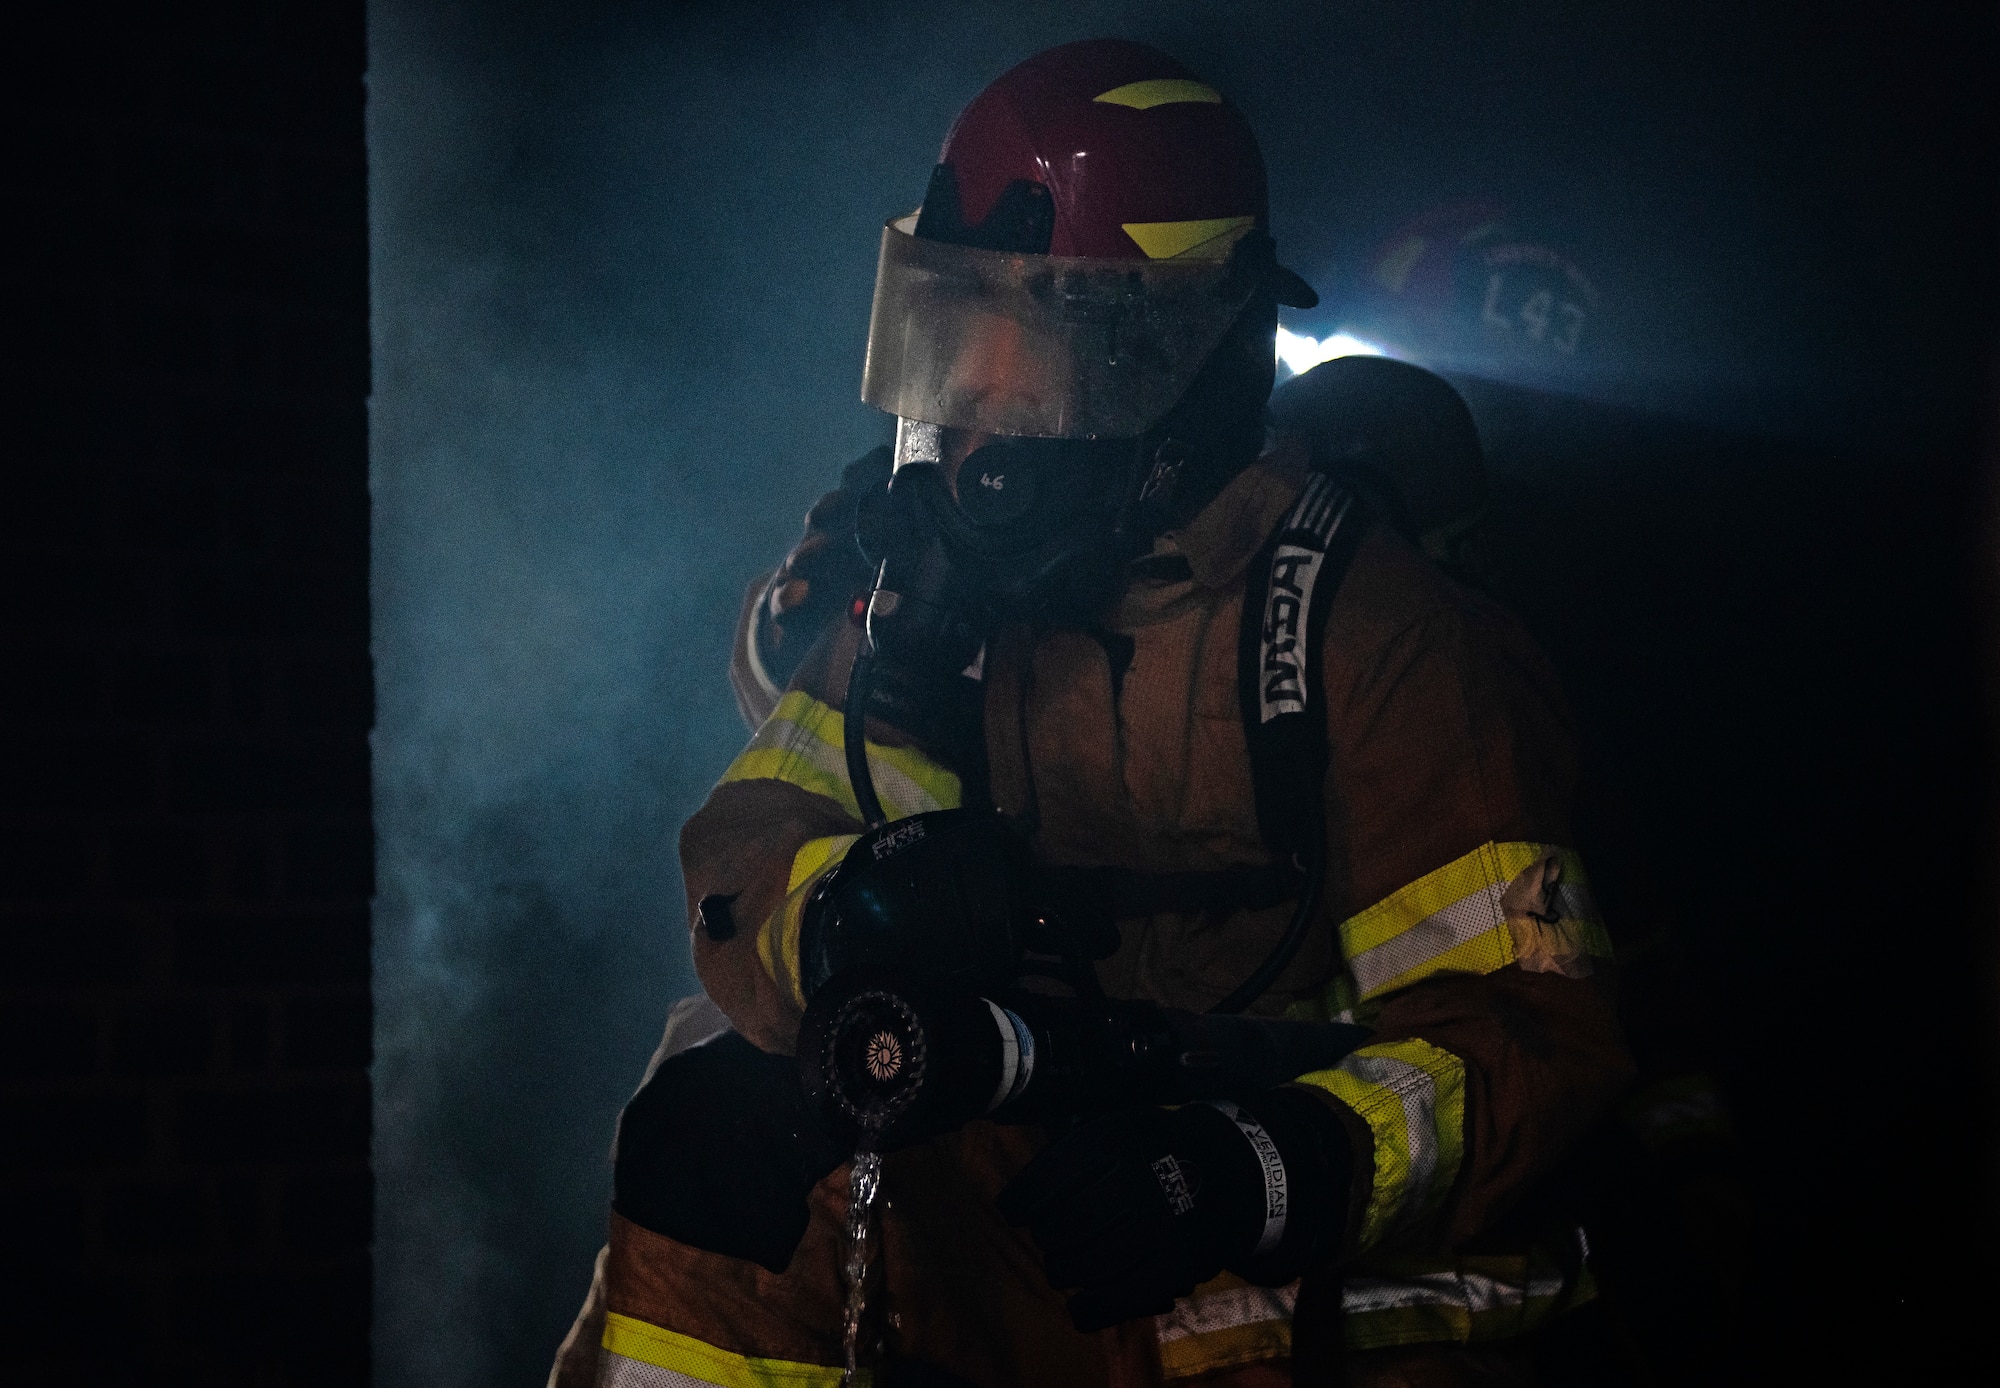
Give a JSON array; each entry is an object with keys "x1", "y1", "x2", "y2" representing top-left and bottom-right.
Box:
[{"x1": 593, "y1": 437, "x2": 1633, "y2": 1387}]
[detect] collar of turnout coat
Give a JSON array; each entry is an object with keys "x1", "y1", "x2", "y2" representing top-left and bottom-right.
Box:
[{"x1": 1138, "y1": 433, "x2": 1311, "y2": 596}]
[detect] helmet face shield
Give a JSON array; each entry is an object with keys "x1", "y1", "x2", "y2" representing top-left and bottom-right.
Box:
[{"x1": 862, "y1": 216, "x2": 1264, "y2": 440}]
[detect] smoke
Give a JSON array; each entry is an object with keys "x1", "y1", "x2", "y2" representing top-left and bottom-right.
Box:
[
  {"x1": 367, "y1": 1, "x2": 1988, "y2": 1383},
  {"x1": 365, "y1": 4, "x2": 1165, "y2": 1381}
]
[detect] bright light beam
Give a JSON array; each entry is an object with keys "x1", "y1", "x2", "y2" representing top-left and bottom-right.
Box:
[{"x1": 1275, "y1": 326, "x2": 1386, "y2": 376}]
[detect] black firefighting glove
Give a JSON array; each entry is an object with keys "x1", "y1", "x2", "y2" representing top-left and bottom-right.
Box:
[
  {"x1": 798, "y1": 810, "x2": 1116, "y2": 1005},
  {"x1": 997, "y1": 1087, "x2": 1352, "y2": 1332},
  {"x1": 754, "y1": 444, "x2": 893, "y2": 690},
  {"x1": 613, "y1": 1030, "x2": 847, "y2": 1274}
]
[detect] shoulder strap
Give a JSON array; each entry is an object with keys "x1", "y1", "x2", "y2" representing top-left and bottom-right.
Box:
[{"x1": 1237, "y1": 473, "x2": 1371, "y2": 862}]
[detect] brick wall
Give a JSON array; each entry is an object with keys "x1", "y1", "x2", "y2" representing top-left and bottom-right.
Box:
[{"x1": 1, "y1": 6, "x2": 372, "y2": 1384}]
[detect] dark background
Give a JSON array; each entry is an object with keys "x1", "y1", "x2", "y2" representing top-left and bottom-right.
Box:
[
  {"x1": 4, "y1": 1, "x2": 1994, "y2": 1384},
  {"x1": 2, "y1": 4, "x2": 373, "y2": 1387}
]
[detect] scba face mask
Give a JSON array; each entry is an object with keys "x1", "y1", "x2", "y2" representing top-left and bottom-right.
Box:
[{"x1": 858, "y1": 418, "x2": 1141, "y2": 683}]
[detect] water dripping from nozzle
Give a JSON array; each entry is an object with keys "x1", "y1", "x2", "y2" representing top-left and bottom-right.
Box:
[{"x1": 840, "y1": 1124, "x2": 886, "y2": 1386}]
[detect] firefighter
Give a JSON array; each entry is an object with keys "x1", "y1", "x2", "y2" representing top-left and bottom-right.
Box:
[{"x1": 585, "y1": 40, "x2": 1633, "y2": 1388}]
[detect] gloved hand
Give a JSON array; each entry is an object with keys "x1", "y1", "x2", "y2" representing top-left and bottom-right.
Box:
[
  {"x1": 751, "y1": 444, "x2": 892, "y2": 691},
  {"x1": 798, "y1": 809, "x2": 1117, "y2": 1004},
  {"x1": 613, "y1": 1030, "x2": 847, "y2": 1274},
  {"x1": 997, "y1": 1087, "x2": 1353, "y2": 1332}
]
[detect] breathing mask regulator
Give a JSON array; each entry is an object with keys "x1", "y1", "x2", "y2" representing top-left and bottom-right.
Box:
[{"x1": 848, "y1": 418, "x2": 1137, "y2": 731}]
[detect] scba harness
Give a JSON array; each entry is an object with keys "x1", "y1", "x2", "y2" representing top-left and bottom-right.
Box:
[
  {"x1": 1241, "y1": 470, "x2": 1365, "y2": 866},
  {"x1": 1039, "y1": 467, "x2": 1368, "y2": 1013}
]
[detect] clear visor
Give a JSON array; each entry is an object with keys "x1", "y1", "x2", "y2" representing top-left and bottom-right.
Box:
[{"x1": 861, "y1": 215, "x2": 1263, "y2": 440}]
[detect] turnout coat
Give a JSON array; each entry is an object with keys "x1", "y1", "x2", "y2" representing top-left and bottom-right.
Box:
[{"x1": 588, "y1": 437, "x2": 1632, "y2": 1387}]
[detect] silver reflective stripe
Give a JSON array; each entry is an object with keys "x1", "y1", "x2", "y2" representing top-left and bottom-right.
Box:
[
  {"x1": 1156, "y1": 1282, "x2": 1298, "y2": 1343},
  {"x1": 983, "y1": 999, "x2": 1020, "y2": 1113},
  {"x1": 1338, "y1": 1051, "x2": 1442, "y2": 1238},
  {"x1": 1345, "y1": 882, "x2": 1506, "y2": 1000},
  {"x1": 598, "y1": 1346, "x2": 723, "y2": 1388},
  {"x1": 1342, "y1": 1262, "x2": 1567, "y2": 1317}
]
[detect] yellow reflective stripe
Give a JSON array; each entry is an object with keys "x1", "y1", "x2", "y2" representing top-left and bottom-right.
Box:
[
  {"x1": 1337, "y1": 841, "x2": 1608, "y2": 1003},
  {"x1": 1155, "y1": 1275, "x2": 1295, "y2": 1379},
  {"x1": 1340, "y1": 841, "x2": 1539, "y2": 957},
  {"x1": 756, "y1": 835, "x2": 859, "y2": 1011},
  {"x1": 1340, "y1": 1249, "x2": 1584, "y2": 1351},
  {"x1": 720, "y1": 690, "x2": 961, "y2": 823},
  {"x1": 1296, "y1": 1039, "x2": 1466, "y2": 1252},
  {"x1": 1158, "y1": 1319, "x2": 1289, "y2": 1379},
  {"x1": 1154, "y1": 1249, "x2": 1589, "y2": 1373},
  {"x1": 788, "y1": 834, "x2": 855, "y2": 893},
  {"x1": 1284, "y1": 969, "x2": 1360, "y2": 1026},
  {"x1": 600, "y1": 1312, "x2": 857, "y2": 1387}
]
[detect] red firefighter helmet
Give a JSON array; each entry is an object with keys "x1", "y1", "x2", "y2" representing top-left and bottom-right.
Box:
[
  {"x1": 862, "y1": 40, "x2": 1314, "y2": 441},
  {"x1": 1356, "y1": 199, "x2": 1602, "y2": 365}
]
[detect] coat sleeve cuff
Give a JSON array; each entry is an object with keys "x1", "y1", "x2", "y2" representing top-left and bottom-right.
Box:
[
  {"x1": 1292, "y1": 1038, "x2": 1468, "y2": 1254},
  {"x1": 754, "y1": 834, "x2": 859, "y2": 1012}
]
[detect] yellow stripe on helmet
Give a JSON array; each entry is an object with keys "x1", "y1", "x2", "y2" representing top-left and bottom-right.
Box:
[
  {"x1": 1121, "y1": 216, "x2": 1255, "y2": 260},
  {"x1": 1092, "y1": 78, "x2": 1222, "y2": 109}
]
